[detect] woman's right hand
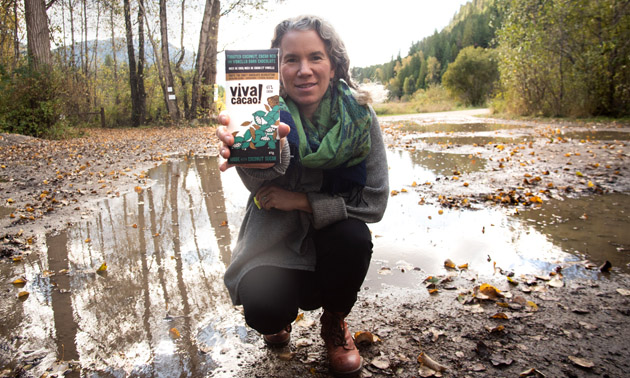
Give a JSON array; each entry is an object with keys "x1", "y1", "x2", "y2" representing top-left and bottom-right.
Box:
[
  {"x1": 216, "y1": 112, "x2": 235, "y2": 172},
  {"x1": 216, "y1": 111, "x2": 291, "y2": 172}
]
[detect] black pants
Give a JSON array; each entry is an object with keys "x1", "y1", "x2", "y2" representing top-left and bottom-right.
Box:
[{"x1": 238, "y1": 218, "x2": 373, "y2": 335}]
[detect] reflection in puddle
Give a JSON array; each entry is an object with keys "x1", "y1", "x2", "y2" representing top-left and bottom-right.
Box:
[
  {"x1": 1, "y1": 156, "x2": 258, "y2": 377},
  {"x1": 521, "y1": 193, "x2": 630, "y2": 273},
  {"x1": 1, "y1": 150, "x2": 628, "y2": 376},
  {"x1": 417, "y1": 135, "x2": 531, "y2": 146},
  {"x1": 561, "y1": 130, "x2": 630, "y2": 141},
  {"x1": 400, "y1": 122, "x2": 526, "y2": 133}
]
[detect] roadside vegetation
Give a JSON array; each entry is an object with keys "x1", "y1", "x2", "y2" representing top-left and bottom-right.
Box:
[
  {"x1": 356, "y1": 0, "x2": 629, "y2": 119},
  {"x1": 0, "y1": 0, "x2": 628, "y2": 139}
]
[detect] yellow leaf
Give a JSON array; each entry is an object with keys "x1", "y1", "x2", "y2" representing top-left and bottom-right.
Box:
[
  {"x1": 491, "y1": 312, "x2": 509, "y2": 320},
  {"x1": 169, "y1": 327, "x2": 181, "y2": 339},
  {"x1": 354, "y1": 331, "x2": 381, "y2": 344},
  {"x1": 85, "y1": 238, "x2": 91, "y2": 243},
  {"x1": 587, "y1": 181, "x2": 594, "y2": 187},
  {"x1": 132, "y1": 224, "x2": 138, "y2": 228},
  {"x1": 458, "y1": 263, "x2": 469, "y2": 270},
  {"x1": 438, "y1": 209, "x2": 444, "y2": 215},
  {"x1": 576, "y1": 171, "x2": 583, "y2": 177},
  {"x1": 12, "y1": 278, "x2": 27, "y2": 286},
  {"x1": 134, "y1": 186, "x2": 143, "y2": 193},
  {"x1": 444, "y1": 259, "x2": 456, "y2": 269},
  {"x1": 294, "y1": 313, "x2": 304, "y2": 322},
  {"x1": 220, "y1": 220, "x2": 228, "y2": 227},
  {"x1": 390, "y1": 190, "x2": 399, "y2": 196},
  {"x1": 479, "y1": 283, "x2": 504, "y2": 299},
  {"x1": 97, "y1": 262, "x2": 107, "y2": 272},
  {"x1": 18, "y1": 291, "x2": 29, "y2": 300},
  {"x1": 526, "y1": 301, "x2": 539, "y2": 311}
]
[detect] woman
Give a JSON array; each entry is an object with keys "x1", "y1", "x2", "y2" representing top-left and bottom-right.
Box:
[{"x1": 216, "y1": 15, "x2": 389, "y2": 376}]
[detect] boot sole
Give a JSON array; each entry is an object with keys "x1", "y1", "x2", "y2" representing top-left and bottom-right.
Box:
[{"x1": 330, "y1": 357, "x2": 363, "y2": 377}]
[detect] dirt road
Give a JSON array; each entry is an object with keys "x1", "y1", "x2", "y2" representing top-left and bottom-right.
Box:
[{"x1": 1, "y1": 111, "x2": 630, "y2": 377}]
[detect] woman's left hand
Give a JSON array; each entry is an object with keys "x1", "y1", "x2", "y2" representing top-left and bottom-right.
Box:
[{"x1": 255, "y1": 185, "x2": 312, "y2": 213}]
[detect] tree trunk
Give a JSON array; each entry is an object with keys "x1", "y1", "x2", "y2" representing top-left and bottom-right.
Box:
[
  {"x1": 200, "y1": 0, "x2": 219, "y2": 112},
  {"x1": 159, "y1": 0, "x2": 180, "y2": 121},
  {"x1": 110, "y1": 4, "x2": 119, "y2": 105},
  {"x1": 175, "y1": 0, "x2": 190, "y2": 118},
  {"x1": 137, "y1": 0, "x2": 146, "y2": 124},
  {"x1": 82, "y1": 0, "x2": 88, "y2": 77},
  {"x1": 13, "y1": 0, "x2": 20, "y2": 67},
  {"x1": 123, "y1": 0, "x2": 140, "y2": 126},
  {"x1": 24, "y1": 0, "x2": 52, "y2": 68},
  {"x1": 190, "y1": 0, "x2": 218, "y2": 119},
  {"x1": 69, "y1": 0, "x2": 75, "y2": 69}
]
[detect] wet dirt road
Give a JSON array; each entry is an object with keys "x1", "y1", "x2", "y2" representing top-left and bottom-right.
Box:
[{"x1": 1, "y1": 110, "x2": 629, "y2": 377}]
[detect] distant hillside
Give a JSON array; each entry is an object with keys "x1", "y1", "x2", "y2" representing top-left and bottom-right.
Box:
[
  {"x1": 54, "y1": 38, "x2": 196, "y2": 70},
  {"x1": 351, "y1": 0, "x2": 503, "y2": 100}
]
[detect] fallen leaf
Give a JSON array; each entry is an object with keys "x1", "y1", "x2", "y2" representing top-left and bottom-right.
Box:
[
  {"x1": 277, "y1": 351, "x2": 295, "y2": 361},
  {"x1": 599, "y1": 260, "x2": 612, "y2": 272},
  {"x1": 519, "y1": 367, "x2": 546, "y2": 377},
  {"x1": 458, "y1": 263, "x2": 469, "y2": 270},
  {"x1": 526, "y1": 301, "x2": 539, "y2": 311},
  {"x1": 18, "y1": 291, "x2": 29, "y2": 300},
  {"x1": 97, "y1": 262, "x2": 107, "y2": 272},
  {"x1": 568, "y1": 356, "x2": 594, "y2": 368},
  {"x1": 354, "y1": 331, "x2": 381, "y2": 345},
  {"x1": 220, "y1": 220, "x2": 228, "y2": 227},
  {"x1": 491, "y1": 312, "x2": 509, "y2": 320},
  {"x1": 371, "y1": 356, "x2": 390, "y2": 370},
  {"x1": 12, "y1": 278, "x2": 27, "y2": 287},
  {"x1": 169, "y1": 327, "x2": 181, "y2": 339},
  {"x1": 418, "y1": 352, "x2": 447, "y2": 372},
  {"x1": 418, "y1": 365, "x2": 438, "y2": 377},
  {"x1": 134, "y1": 186, "x2": 143, "y2": 193},
  {"x1": 444, "y1": 259, "x2": 456, "y2": 269},
  {"x1": 478, "y1": 283, "x2": 504, "y2": 300},
  {"x1": 616, "y1": 288, "x2": 630, "y2": 296}
]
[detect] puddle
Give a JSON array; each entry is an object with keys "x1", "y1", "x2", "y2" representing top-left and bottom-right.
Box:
[
  {"x1": 400, "y1": 122, "x2": 527, "y2": 133},
  {"x1": 1, "y1": 150, "x2": 628, "y2": 376},
  {"x1": 561, "y1": 130, "x2": 630, "y2": 141},
  {"x1": 414, "y1": 135, "x2": 531, "y2": 146},
  {"x1": 520, "y1": 193, "x2": 630, "y2": 273},
  {"x1": 0, "y1": 205, "x2": 14, "y2": 218}
]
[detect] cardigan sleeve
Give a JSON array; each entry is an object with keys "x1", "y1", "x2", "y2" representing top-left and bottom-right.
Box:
[
  {"x1": 235, "y1": 138, "x2": 291, "y2": 193},
  {"x1": 307, "y1": 108, "x2": 389, "y2": 229}
]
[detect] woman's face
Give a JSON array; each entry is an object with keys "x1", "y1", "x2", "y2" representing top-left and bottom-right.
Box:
[{"x1": 279, "y1": 29, "x2": 335, "y2": 120}]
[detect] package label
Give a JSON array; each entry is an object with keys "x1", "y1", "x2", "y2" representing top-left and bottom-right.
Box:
[{"x1": 225, "y1": 49, "x2": 280, "y2": 165}]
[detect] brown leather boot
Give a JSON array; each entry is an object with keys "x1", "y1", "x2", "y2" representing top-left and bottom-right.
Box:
[
  {"x1": 263, "y1": 324, "x2": 292, "y2": 347},
  {"x1": 320, "y1": 310, "x2": 363, "y2": 376}
]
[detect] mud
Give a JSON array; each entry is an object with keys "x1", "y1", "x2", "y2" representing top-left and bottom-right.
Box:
[{"x1": 1, "y1": 111, "x2": 630, "y2": 377}]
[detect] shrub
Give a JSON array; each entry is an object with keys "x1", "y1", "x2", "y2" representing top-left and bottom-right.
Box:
[{"x1": 0, "y1": 65, "x2": 69, "y2": 139}]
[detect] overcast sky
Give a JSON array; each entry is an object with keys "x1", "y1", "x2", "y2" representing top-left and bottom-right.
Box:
[{"x1": 218, "y1": 0, "x2": 471, "y2": 68}]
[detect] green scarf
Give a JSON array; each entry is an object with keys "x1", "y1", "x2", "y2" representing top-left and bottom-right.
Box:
[{"x1": 284, "y1": 80, "x2": 372, "y2": 170}]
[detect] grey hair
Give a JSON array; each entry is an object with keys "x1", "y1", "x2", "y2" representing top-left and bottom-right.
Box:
[{"x1": 271, "y1": 15, "x2": 371, "y2": 104}]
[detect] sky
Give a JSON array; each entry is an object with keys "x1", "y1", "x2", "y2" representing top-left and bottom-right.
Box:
[{"x1": 218, "y1": 0, "x2": 471, "y2": 69}]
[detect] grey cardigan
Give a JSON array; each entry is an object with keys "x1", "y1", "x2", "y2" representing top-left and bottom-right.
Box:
[{"x1": 223, "y1": 107, "x2": 389, "y2": 305}]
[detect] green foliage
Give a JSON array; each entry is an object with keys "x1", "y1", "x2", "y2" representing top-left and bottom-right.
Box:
[
  {"x1": 373, "y1": 85, "x2": 456, "y2": 115},
  {"x1": 0, "y1": 64, "x2": 69, "y2": 139},
  {"x1": 497, "y1": 0, "x2": 630, "y2": 117},
  {"x1": 442, "y1": 46, "x2": 498, "y2": 106},
  {"x1": 353, "y1": 0, "x2": 503, "y2": 102}
]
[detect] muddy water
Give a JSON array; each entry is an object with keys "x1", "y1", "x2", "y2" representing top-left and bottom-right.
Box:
[{"x1": 2, "y1": 148, "x2": 629, "y2": 376}]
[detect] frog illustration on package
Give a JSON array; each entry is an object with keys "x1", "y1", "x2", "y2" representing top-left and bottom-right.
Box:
[{"x1": 225, "y1": 49, "x2": 280, "y2": 165}]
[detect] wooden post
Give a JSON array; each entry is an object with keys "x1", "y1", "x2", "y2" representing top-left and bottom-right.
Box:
[{"x1": 100, "y1": 107, "x2": 106, "y2": 128}]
